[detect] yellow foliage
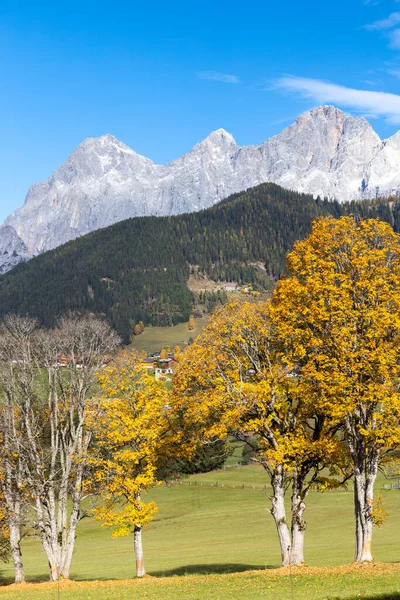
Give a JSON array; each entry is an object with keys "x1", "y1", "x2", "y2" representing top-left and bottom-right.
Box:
[
  {"x1": 173, "y1": 297, "x2": 348, "y2": 485},
  {"x1": 269, "y1": 216, "x2": 400, "y2": 454},
  {"x1": 371, "y1": 493, "x2": 388, "y2": 528},
  {"x1": 88, "y1": 350, "x2": 173, "y2": 537}
]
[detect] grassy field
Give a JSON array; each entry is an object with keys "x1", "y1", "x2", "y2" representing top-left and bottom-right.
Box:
[
  {"x1": 129, "y1": 318, "x2": 208, "y2": 354},
  {"x1": 2, "y1": 566, "x2": 400, "y2": 600},
  {"x1": 1, "y1": 465, "x2": 400, "y2": 598}
]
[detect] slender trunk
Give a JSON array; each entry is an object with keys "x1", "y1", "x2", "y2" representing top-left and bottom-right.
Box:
[
  {"x1": 269, "y1": 466, "x2": 291, "y2": 566},
  {"x1": 134, "y1": 526, "x2": 145, "y2": 577},
  {"x1": 290, "y1": 486, "x2": 306, "y2": 566},
  {"x1": 60, "y1": 471, "x2": 82, "y2": 578},
  {"x1": 34, "y1": 495, "x2": 61, "y2": 581},
  {"x1": 353, "y1": 454, "x2": 378, "y2": 563},
  {"x1": 9, "y1": 519, "x2": 24, "y2": 584},
  {"x1": 360, "y1": 454, "x2": 378, "y2": 563},
  {"x1": 353, "y1": 473, "x2": 364, "y2": 562}
]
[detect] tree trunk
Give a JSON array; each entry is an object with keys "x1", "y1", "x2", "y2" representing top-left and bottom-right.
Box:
[
  {"x1": 353, "y1": 474, "x2": 363, "y2": 562},
  {"x1": 360, "y1": 456, "x2": 378, "y2": 563},
  {"x1": 290, "y1": 491, "x2": 306, "y2": 566},
  {"x1": 269, "y1": 467, "x2": 291, "y2": 566},
  {"x1": 59, "y1": 484, "x2": 81, "y2": 579},
  {"x1": 353, "y1": 455, "x2": 378, "y2": 563},
  {"x1": 360, "y1": 519, "x2": 373, "y2": 563},
  {"x1": 48, "y1": 560, "x2": 59, "y2": 582},
  {"x1": 134, "y1": 526, "x2": 145, "y2": 577},
  {"x1": 9, "y1": 520, "x2": 24, "y2": 584}
]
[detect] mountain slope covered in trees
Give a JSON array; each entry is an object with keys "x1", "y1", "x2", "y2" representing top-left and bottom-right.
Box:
[{"x1": 0, "y1": 183, "x2": 399, "y2": 342}]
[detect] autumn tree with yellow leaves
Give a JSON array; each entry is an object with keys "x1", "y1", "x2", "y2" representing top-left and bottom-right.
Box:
[
  {"x1": 173, "y1": 299, "x2": 348, "y2": 566},
  {"x1": 270, "y1": 216, "x2": 400, "y2": 563},
  {"x1": 90, "y1": 350, "x2": 173, "y2": 578}
]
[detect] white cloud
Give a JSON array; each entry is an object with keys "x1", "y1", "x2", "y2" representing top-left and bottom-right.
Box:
[
  {"x1": 198, "y1": 71, "x2": 241, "y2": 84},
  {"x1": 276, "y1": 75, "x2": 400, "y2": 123},
  {"x1": 365, "y1": 11, "x2": 400, "y2": 30}
]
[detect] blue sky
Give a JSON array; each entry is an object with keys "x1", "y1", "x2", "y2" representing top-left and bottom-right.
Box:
[{"x1": 3, "y1": 0, "x2": 400, "y2": 221}]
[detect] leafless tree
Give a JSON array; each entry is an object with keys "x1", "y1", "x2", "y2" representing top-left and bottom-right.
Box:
[
  {"x1": 0, "y1": 315, "x2": 37, "y2": 583},
  {"x1": 0, "y1": 314, "x2": 120, "y2": 581}
]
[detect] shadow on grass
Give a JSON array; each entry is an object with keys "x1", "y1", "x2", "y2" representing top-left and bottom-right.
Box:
[
  {"x1": 1, "y1": 564, "x2": 273, "y2": 586},
  {"x1": 1, "y1": 573, "x2": 121, "y2": 586},
  {"x1": 0, "y1": 573, "x2": 60, "y2": 586},
  {"x1": 330, "y1": 595, "x2": 400, "y2": 600},
  {"x1": 149, "y1": 563, "x2": 276, "y2": 577}
]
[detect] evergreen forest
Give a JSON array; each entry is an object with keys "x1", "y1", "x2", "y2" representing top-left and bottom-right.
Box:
[{"x1": 0, "y1": 182, "x2": 399, "y2": 342}]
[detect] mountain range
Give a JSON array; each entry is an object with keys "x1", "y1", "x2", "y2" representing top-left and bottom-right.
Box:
[{"x1": 3, "y1": 104, "x2": 400, "y2": 274}]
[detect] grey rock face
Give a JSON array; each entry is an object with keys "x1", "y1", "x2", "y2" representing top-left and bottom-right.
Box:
[
  {"x1": 3, "y1": 105, "x2": 400, "y2": 273},
  {"x1": 0, "y1": 225, "x2": 30, "y2": 274}
]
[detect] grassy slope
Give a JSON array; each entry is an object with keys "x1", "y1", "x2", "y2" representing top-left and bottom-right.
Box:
[
  {"x1": 1, "y1": 466, "x2": 400, "y2": 598},
  {"x1": 129, "y1": 318, "x2": 208, "y2": 354}
]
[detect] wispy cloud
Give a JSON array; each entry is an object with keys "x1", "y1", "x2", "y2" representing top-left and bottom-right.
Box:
[
  {"x1": 388, "y1": 68, "x2": 400, "y2": 78},
  {"x1": 198, "y1": 71, "x2": 241, "y2": 84},
  {"x1": 389, "y1": 28, "x2": 400, "y2": 47},
  {"x1": 365, "y1": 11, "x2": 400, "y2": 30},
  {"x1": 276, "y1": 75, "x2": 400, "y2": 123}
]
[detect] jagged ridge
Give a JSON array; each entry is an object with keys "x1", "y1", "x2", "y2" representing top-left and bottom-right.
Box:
[{"x1": 3, "y1": 105, "x2": 400, "y2": 272}]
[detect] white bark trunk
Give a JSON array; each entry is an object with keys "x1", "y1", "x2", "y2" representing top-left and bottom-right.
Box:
[
  {"x1": 134, "y1": 526, "x2": 145, "y2": 577},
  {"x1": 289, "y1": 472, "x2": 307, "y2": 566},
  {"x1": 60, "y1": 475, "x2": 82, "y2": 579},
  {"x1": 48, "y1": 561, "x2": 59, "y2": 582},
  {"x1": 9, "y1": 520, "x2": 24, "y2": 584},
  {"x1": 353, "y1": 455, "x2": 378, "y2": 563},
  {"x1": 291, "y1": 522, "x2": 305, "y2": 566},
  {"x1": 290, "y1": 495, "x2": 306, "y2": 565},
  {"x1": 353, "y1": 474, "x2": 363, "y2": 562},
  {"x1": 360, "y1": 520, "x2": 373, "y2": 563},
  {"x1": 269, "y1": 467, "x2": 291, "y2": 566}
]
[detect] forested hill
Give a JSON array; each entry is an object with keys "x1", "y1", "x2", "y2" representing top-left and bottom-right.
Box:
[{"x1": 0, "y1": 182, "x2": 399, "y2": 343}]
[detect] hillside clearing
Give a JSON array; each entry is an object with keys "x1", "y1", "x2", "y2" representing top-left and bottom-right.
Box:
[{"x1": 128, "y1": 318, "x2": 208, "y2": 354}]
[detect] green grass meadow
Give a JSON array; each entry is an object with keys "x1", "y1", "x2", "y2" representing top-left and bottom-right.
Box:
[
  {"x1": 129, "y1": 318, "x2": 208, "y2": 354},
  {"x1": 1, "y1": 465, "x2": 400, "y2": 599}
]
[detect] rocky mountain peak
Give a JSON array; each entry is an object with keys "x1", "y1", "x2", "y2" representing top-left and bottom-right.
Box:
[
  {"x1": 3, "y1": 105, "x2": 400, "y2": 274},
  {"x1": 0, "y1": 225, "x2": 30, "y2": 274},
  {"x1": 188, "y1": 128, "x2": 238, "y2": 157}
]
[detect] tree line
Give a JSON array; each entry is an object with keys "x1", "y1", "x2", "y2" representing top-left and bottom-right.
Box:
[
  {"x1": 1, "y1": 215, "x2": 400, "y2": 582},
  {"x1": 2, "y1": 183, "x2": 400, "y2": 342}
]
